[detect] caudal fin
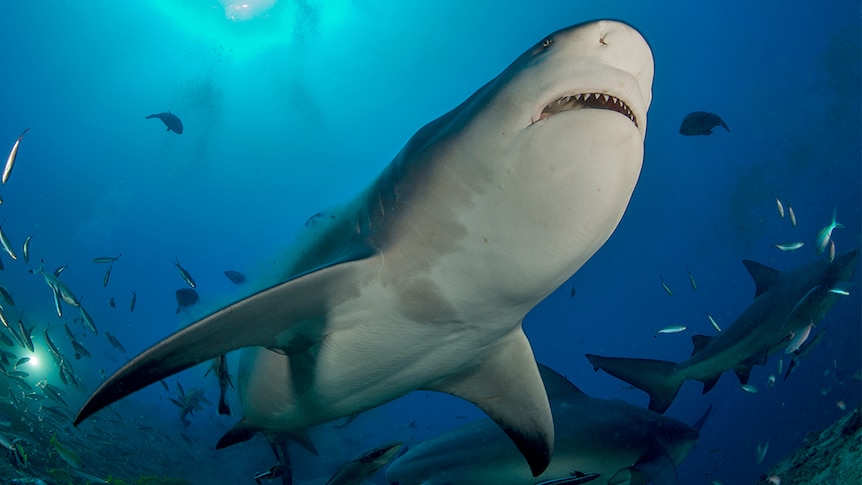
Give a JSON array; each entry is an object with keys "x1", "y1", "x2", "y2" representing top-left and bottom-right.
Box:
[{"x1": 585, "y1": 354, "x2": 682, "y2": 413}]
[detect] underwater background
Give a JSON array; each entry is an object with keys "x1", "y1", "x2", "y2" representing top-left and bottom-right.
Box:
[{"x1": 0, "y1": 1, "x2": 860, "y2": 483}]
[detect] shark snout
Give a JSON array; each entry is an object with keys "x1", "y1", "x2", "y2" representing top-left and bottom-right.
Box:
[{"x1": 592, "y1": 20, "x2": 655, "y2": 113}]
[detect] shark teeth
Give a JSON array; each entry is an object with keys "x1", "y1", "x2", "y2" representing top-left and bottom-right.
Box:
[{"x1": 539, "y1": 92, "x2": 637, "y2": 127}]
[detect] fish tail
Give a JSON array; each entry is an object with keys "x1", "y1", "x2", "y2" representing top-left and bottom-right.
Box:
[{"x1": 585, "y1": 354, "x2": 682, "y2": 413}]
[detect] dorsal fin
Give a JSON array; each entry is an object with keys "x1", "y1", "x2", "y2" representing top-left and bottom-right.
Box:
[
  {"x1": 537, "y1": 363, "x2": 588, "y2": 401},
  {"x1": 690, "y1": 335, "x2": 712, "y2": 356},
  {"x1": 742, "y1": 260, "x2": 783, "y2": 298}
]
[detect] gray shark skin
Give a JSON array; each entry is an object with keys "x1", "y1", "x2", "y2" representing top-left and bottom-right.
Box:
[
  {"x1": 386, "y1": 364, "x2": 701, "y2": 485},
  {"x1": 587, "y1": 250, "x2": 859, "y2": 414},
  {"x1": 75, "y1": 20, "x2": 654, "y2": 475},
  {"x1": 145, "y1": 111, "x2": 183, "y2": 134}
]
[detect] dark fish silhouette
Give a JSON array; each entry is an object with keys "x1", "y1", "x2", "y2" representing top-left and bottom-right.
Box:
[
  {"x1": 146, "y1": 112, "x2": 183, "y2": 134},
  {"x1": 175, "y1": 288, "x2": 199, "y2": 313},
  {"x1": 679, "y1": 111, "x2": 728, "y2": 136},
  {"x1": 224, "y1": 270, "x2": 247, "y2": 285}
]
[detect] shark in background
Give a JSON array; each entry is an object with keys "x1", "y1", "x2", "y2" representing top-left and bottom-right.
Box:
[
  {"x1": 386, "y1": 364, "x2": 707, "y2": 485},
  {"x1": 587, "y1": 250, "x2": 859, "y2": 414},
  {"x1": 76, "y1": 20, "x2": 654, "y2": 476}
]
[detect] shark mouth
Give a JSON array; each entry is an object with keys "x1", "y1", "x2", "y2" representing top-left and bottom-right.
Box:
[{"x1": 537, "y1": 93, "x2": 637, "y2": 127}]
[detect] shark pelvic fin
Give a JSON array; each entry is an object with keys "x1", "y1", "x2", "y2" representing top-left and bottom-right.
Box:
[
  {"x1": 742, "y1": 260, "x2": 783, "y2": 298},
  {"x1": 424, "y1": 326, "x2": 553, "y2": 477},
  {"x1": 699, "y1": 375, "x2": 720, "y2": 394},
  {"x1": 217, "y1": 420, "x2": 319, "y2": 457},
  {"x1": 733, "y1": 365, "x2": 753, "y2": 385},
  {"x1": 217, "y1": 421, "x2": 259, "y2": 449}
]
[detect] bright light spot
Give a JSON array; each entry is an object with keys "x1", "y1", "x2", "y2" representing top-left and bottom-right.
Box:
[
  {"x1": 27, "y1": 355, "x2": 39, "y2": 368},
  {"x1": 220, "y1": 0, "x2": 276, "y2": 21}
]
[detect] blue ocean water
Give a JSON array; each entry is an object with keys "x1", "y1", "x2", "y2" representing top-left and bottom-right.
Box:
[{"x1": 0, "y1": 1, "x2": 859, "y2": 484}]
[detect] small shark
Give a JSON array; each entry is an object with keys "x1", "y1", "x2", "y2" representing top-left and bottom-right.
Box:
[
  {"x1": 76, "y1": 20, "x2": 654, "y2": 475},
  {"x1": 587, "y1": 250, "x2": 859, "y2": 414},
  {"x1": 386, "y1": 364, "x2": 705, "y2": 485},
  {"x1": 146, "y1": 111, "x2": 183, "y2": 134}
]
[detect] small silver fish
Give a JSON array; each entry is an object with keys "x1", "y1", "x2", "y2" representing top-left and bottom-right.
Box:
[
  {"x1": 0, "y1": 225, "x2": 16, "y2": 260},
  {"x1": 773, "y1": 241, "x2": 804, "y2": 251},
  {"x1": 129, "y1": 290, "x2": 136, "y2": 312},
  {"x1": 828, "y1": 240, "x2": 835, "y2": 263},
  {"x1": 3, "y1": 129, "x2": 28, "y2": 185},
  {"x1": 79, "y1": 306, "x2": 97, "y2": 335},
  {"x1": 773, "y1": 194, "x2": 784, "y2": 218},
  {"x1": 815, "y1": 208, "x2": 843, "y2": 254},
  {"x1": 43, "y1": 329, "x2": 61, "y2": 359},
  {"x1": 659, "y1": 275, "x2": 673, "y2": 297},
  {"x1": 687, "y1": 268, "x2": 697, "y2": 291},
  {"x1": 92, "y1": 255, "x2": 120, "y2": 264},
  {"x1": 22, "y1": 235, "x2": 31, "y2": 264},
  {"x1": 103, "y1": 264, "x2": 112, "y2": 288},
  {"x1": 766, "y1": 374, "x2": 776, "y2": 388},
  {"x1": 788, "y1": 205, "x2": 797, "y2": 227},
  {"x1": 755, "y1": 439, "x2": 769, "y2": 464},
  {"x1": 741, "y1": 384, "x2": 758, "y2": 393},
  {"x1": 706, "y1": 313, "x2": 722, "y2": 332},
  {"x1": 71, "y1": 340, "x2": 91, "y2": 359},
  {"x1": 658, "y1": 324, "x2": 686, "y2": 334},
  {"x1": 174, "y1": 258, "x2": 197, "y2": 288},
  {"x1": 0, "y1": 284, "x2": 14, "y2": 306},
  {"x1": 53, "y1": 262, "x2": 69, "y2": 277},
  {"x1": 17, "y1": 319, "x2": 33, "y2": 352},
  {"x1": 105, "y1": 331, "x2": 126, "y2": 354}
]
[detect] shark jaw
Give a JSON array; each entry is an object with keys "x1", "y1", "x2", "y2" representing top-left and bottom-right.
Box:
[{"x1": 75, "y1": 20, "x2": 654, "y2": 477}]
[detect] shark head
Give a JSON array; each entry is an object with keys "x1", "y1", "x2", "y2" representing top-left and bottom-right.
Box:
[{"x1": 382, "y1": 20, "x2": 654, "y2": 308}]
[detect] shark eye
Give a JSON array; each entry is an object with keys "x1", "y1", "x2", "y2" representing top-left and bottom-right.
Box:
[{"x1": 541, "y1": 38, "x2": 553, "y2": 48}]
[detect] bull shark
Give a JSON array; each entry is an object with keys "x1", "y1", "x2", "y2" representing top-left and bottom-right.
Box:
[
  {"x1": 587, "y1": 250, "x2": 859, "y2": 414},
  {"x1": 75, "y1": 20, "x2": 654, "y2": 475},
  {"x1": 386, "y1": 364, "x2": 705, "y2": 485}
]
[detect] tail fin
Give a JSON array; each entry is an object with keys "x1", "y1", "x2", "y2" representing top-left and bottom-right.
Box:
[{"x1": 585, "y1": 354, "x2": 682, "y2": 413}]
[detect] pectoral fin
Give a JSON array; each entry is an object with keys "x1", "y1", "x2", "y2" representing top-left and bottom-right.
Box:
[
  {"x1": 74, "y1": 250, "x2": 375, "y2": 425},
  {"x1": 423, "y1": 326, "x2": 553, "y2": 477}
]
